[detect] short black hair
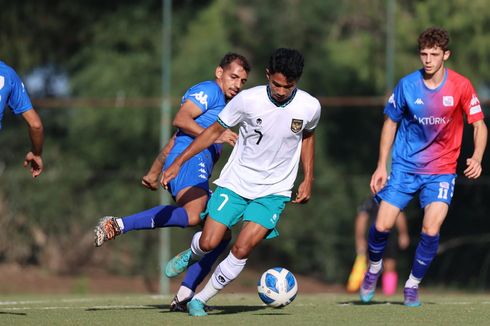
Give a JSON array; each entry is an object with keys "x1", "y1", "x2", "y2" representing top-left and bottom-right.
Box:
[
  {"x1": 219, "y1": 53, "x2": 251, "y2": 73},
  {"x1": 267, "y1": 48, "x2": 304, "y2": 82},
  {"x1": 418, "y1": 27, "x2": 450, "y2": 51}
]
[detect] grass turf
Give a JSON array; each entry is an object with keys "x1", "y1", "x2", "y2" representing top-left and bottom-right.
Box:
[{"x1": 1, "y1": 292, "x2": 489, "y2": 325}]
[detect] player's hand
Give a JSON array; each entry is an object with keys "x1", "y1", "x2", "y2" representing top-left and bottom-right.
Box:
[
  {"x1": 215, "y1": 129, "x2": 238, "y2": 146},
  {"x1": 23, "y1": 152, "x2": 43, "y2": 178},
  {"x1": 464, "y1": 158, "x2": 482, "y2": 179},
  {"x1": 141, "y1": 173, "x2": 160, "y2": 191},
  {"x1": 292, "y1": 180, "x2": 312, "y2": 204},
  {"x1": 370, "y1": 166, "x2": 387, "y2": 194},
  {"x1": 161, "y1": 163, "x2": 181, "y2": 190}
]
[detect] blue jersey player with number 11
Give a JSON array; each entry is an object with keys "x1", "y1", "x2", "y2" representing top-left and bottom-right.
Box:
[
  {"x1": 94, "y1": 53, "x2": 250, "y2": 311},
  {"x1": 361, "y1": 27, "x2": 487, "y2": 307}
]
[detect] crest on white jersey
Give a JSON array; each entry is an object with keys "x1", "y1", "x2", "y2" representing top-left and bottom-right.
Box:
[
  {"x1": 443, "y1": 96, "x2": 454, "y2": 107},
  {"x1": 290, "y1": 119, "x2": 303, "y2": 133}
]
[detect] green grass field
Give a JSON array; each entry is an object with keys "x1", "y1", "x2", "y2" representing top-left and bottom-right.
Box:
[{"x1": 1, "y1": 292, "x2": 489, "y2": 325}]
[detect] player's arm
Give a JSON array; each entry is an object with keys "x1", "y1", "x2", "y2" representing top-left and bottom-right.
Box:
[
  {"x1": 141, "y1": 131, "x2": 177, "y2": 190},
  {"x1": 21, "y1": 109, "x2": 44, "y2": 178},
  {"x1": 395, "y1": 211, "x2": 410, "y2": 249},
  {"x1": 174, "y1": 100, "x2": 237, "y2": 146},
  {"x1": 162, "y1": 122, "x2": 226, "y2": 187},
  {"x1": 370, "y1": 116, "x2": 398, "y2": 194},
  {"x1": 173, "y1": 100, "x2": 205, "y2": 137},
  {"x1": 292, "y1": 130, "x2": 315, "y2": 204},
  {"x1": 465, "y1": 119, "x2": 487, "y2": 179}
]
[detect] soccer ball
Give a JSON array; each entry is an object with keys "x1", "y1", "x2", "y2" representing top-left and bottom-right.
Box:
[{"x1": 257, "y1": 267, "x2": 298, "y2": 308}]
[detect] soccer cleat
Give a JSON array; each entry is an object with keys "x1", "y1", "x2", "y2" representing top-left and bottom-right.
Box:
[
  {"x1": 164, "y1": 248, "x2": 193, "y2": 278},
  {"x1": 403, "y1": 287, "x2": 421, "y2": 307},
  {"x1": 94, "y1": 216, "x2": 121, "y2": 247},
  {"x1": 169, "y1": 295, "x2": 212, "y2": 313},
  {"x1": 347, "y1": 254, "x2": 367, "y2": 292},
  {"x1": 187, "y1": 298, "x2": 207, "y2": 317},
  {"x1": 359, "y1": 270, "x2": 381, "y2": 303},
  {"x1": 170, "y1": 295, "x2": 191, "y2": 312}
]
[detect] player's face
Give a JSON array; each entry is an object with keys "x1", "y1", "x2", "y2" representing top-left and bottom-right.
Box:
[
  {"x1": 217, "y1": 61, "x2": 248, "y2": 100},
  {"x1": 419, "y1": 46, "x2": 450, "y2": 76},
  {"x1": 266, "y1": 71, "x2": 297, "y2": 103}
]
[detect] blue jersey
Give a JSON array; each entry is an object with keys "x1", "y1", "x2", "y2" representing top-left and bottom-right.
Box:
[
  {"x1": 385, "y1": 69, "x2": 483, "y2": 174},
  {"x1": 0, "y1": 61, "x2": 33, "y2": 129},
  {"x1": 170, "y1": 80, "x2": 225, "y2": 161},
  {"x1": 163, "y1": 80, "x2": 226, "y2": 198}
]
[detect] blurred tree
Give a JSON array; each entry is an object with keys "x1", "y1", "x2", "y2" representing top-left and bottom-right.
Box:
[{"x1": 1, "y1": 0, "x2": 489, "y2": 288}]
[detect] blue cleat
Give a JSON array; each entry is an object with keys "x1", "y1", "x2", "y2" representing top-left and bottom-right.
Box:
[
  {"x1": 165, "y1": 248, "x2": 193, "y2": 278},
  {"x1": 403, "y1": 287, "x2": 421, "y2": 307},
  {"x1": 187, "y1": 298, "x2": 207, "y2": 317},
  {"x1": 359, "y1": 271, "x2": 381, "y2": 303}
]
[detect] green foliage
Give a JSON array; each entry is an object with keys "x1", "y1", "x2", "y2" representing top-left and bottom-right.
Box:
[{"x1": 1, "y1": 0, "x2": 490, "y2": 288}]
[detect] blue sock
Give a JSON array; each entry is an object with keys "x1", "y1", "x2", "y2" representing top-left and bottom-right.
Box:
[
  {"x1": 120, "y1": 205, "x2": 189, "y2": 233},
  {"x1": 367, "y1": 224, "x2": 390, "y2": 262},
  {"x1": 181, "y1": 237, "x2": 231, "y2": 291},
  {"x1": 411, "y1": 232, "x2": 439, "y2": 279}
]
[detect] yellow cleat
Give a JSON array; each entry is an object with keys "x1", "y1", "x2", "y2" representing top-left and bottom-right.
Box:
[{"x1": 346, "y1": 254, "x2": 367, "y2": 292}]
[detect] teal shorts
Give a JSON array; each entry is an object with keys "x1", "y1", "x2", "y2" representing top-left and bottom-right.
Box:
[{"x1": 201, "y1": 186, "x2": 290, "y2": 239}]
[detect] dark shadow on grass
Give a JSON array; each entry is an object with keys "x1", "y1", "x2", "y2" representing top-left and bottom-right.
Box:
[
  {"x1": 0, "y1": 311, "x2": 27, "y2": 316},
  {"x1": 159, "y1": 304, "x2": 268, "y2": 316},
  {"x1": 339, "y1": 300, "x2": 403, "y2": 305},
  {"x1": 86, "y1": 304, "x2": 166, "y2": 312},
  {"x1": 339, "y1": 300, "x2": 434, "y2": 306}
]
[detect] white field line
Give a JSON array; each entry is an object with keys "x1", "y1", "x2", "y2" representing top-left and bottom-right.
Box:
[
  {"x1": 0, "y1": 295, "x2": 166, "y2": 310},
  {"x1": 1, "y1": 305, "x2": 150, "y2": 311}
]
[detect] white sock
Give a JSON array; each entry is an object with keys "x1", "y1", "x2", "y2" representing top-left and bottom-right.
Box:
[
  {"x1": 190, "y1": 231, "x2": 209, "y2": 260},
  {"x1": 404, "y1": 273, "x2": 421, "y2": 288},
  {"x1": 194, "y1": 252, "x2": 247, "y2": 303},
  {"x1": 368, "y1": 259, "x2": 383, "y2": 274},
  {"x1": 176, "y1": 286, "x2": 194, "y2": 302},
  {"x1": 115, "y1": 218, "x2": 124, "y2": 231}
]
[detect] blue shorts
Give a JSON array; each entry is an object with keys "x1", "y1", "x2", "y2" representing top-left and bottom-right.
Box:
[
  {"x1": 376, "y1": 170, "x2": 456, "y2": 210},
  {"x1": 201, "y1": 186, "x2": 290, "y2": 239},
  {"x1": 164, "y1": 150, "x2": 215, "y2": 199}
]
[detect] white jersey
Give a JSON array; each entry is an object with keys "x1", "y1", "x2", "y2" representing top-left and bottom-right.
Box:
[{"x1": 214, "y1": 85, "x2": 321, "y2": 199}]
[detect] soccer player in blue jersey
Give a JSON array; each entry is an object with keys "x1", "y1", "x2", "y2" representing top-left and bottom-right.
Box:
[
  {"x1": 94, "y1": 52, "x2": 250, "y2": 311},
  {"x1": 360, "y1": 27, "x2": 487, "y2": 306},
  {"x1": 0, "y1": 61, "x2": 44, "y2": 178}
]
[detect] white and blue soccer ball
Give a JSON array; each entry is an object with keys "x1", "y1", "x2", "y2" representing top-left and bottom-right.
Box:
[{"x1": 257, "y1": 267, "x2": 298, "y2": 308}]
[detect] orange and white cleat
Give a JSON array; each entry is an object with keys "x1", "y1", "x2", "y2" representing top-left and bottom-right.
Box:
[{"x1": 94, "y1": 216, "x2": 121, "y2": 247}]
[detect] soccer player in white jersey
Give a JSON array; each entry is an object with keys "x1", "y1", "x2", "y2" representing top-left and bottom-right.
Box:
[
  {"x1": 162, "y1": 48, "x2": 322, "y2": 316},
  {"x1": 0, "y1": 60, "x2": 44, "y2": 178}
]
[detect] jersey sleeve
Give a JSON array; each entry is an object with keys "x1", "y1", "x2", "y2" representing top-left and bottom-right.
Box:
[
  {"x1": 383, "y1": 81, "x2": 406, "y2": 122},
  {"x1": 460, "y1": 80, "x2": 484, "y2": 124},
  {"x1": 217, "y1": 92, "x2": 244, "y2": 128},
  {"x1": 8, "y1": 71, "x2": 32, "y2": 115},
  {"x1": 183, "y1": 82, "x2": 219, "y2": 113},
  {"x1": 304, "y1": 99, "x2": 321, "y2": 131}
]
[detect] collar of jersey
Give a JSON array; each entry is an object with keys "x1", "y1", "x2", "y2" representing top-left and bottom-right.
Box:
[{"x1": 267, "y1": 85, "x2": 297, "y2": 108}]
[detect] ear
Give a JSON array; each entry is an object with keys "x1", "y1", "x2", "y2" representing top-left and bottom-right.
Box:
[
  {"x1": 215, "y1": 66, "x2": 224, "y2": 79},
  {"x1": 265, "y1": 69, "x2": 270, "y2": 80},
  {"x1": 443, "y1": 50, "x2": 451, "y2": 61}
]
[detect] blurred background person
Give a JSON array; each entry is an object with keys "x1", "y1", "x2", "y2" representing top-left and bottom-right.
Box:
[{"x1": 347, "y1": 197, "x2": 409, "y2": 295}]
